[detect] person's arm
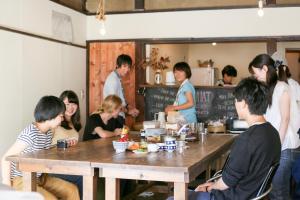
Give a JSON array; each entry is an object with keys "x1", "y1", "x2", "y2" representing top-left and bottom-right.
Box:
[
  {"x1": 278, "y1": 90, "x2": 290, "y2": 144},
  {"x1": 94, "y1": 127, "x2": 122, "y2": 138},
  {"x1": 103, "y1": 77, "x2": 119, "y2": 97},
  {"x1": 195, "y1": 177, "x2": 229, "y2": 192},
  {"x1": 165, "y1": 91, "x2": 194, "y2": 112},
  {"x1": 1, "y1": 141, "x2": 28, "y2": 185}
]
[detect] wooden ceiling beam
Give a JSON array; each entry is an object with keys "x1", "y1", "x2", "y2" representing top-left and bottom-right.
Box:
[
  {"x1": 266, "y1": 0, "x2": 276, "y2": 6},
  {"x1": 134, "y1": 0, "x2": 144, "y2": 10}
]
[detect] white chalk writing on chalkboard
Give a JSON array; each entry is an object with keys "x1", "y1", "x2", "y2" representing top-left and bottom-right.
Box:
[{"x1": 144, "y1": 87, "x2": 237, "y2": 121}]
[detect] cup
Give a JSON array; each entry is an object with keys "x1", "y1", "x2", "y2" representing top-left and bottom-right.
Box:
[{"x1": 147, "y1": 144, "x2": 159, "y2": 152}]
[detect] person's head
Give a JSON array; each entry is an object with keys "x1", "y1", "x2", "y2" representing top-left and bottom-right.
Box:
[
  {"x1": 116, "y1": 54, "x2": 132, "y2": 77},
  {"x1": 248, "y1": 54, "x2": 278, "y2": 105},
  {"x1": 34, "y1": 96, "x2": 65, "y2": 129},
  {"x1": 173, "y1": 62, "x2": 192, "y2": 82},
  {"x1": 248, "y1": 54, "x2": 277, "y2": 84},
  {"x1": 96, "y1": 95, "x2": 122, "y2": 118},
  {"x1": 271, "y1": 51, "x2": 291, "y2": 83},
  {"x1": 277, "y1": 65, "x2": 291, "y2": 83},
  {"x1": 233, "y1": 77, "x2": 269, "y2": 119},
  {"x1": 59, "y1": 90, "x2": 82, "y2": 131},
  {"x1": 222, "y1": 65, "x2": 237, "y2": 84}
]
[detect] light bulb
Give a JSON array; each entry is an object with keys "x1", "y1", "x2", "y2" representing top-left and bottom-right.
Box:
[
  {"x1": 257, "y1": 8, "x2": 264, "y2": 17},
  {"x1": 99, "y1": 21, "x2": 106, "y2": 36},
  {"x1": 212, "y1": 42, "x2": 217, "y2": 46}
]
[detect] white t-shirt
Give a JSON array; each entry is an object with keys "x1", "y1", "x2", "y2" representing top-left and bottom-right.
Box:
[
  {"x1": 265, "y1": 81, "x2": 300, "y2": 151},
  {"x1": 288, "y1": 78, "x2": 300, "y2": 136}
]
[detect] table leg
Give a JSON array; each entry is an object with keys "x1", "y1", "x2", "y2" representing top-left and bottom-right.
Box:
[
  {"x1": 23, "y1": 172, "x2": 37, "y2": 191},
  {"x1": 105, "y1": 178, "x2": 120, "y2": 200},
  {"x1": 83, "y1": 175, "x2": 97, "y2": 200},
  {"x1": 174, "y1": 182, "x2": 188, "y2": 200}
]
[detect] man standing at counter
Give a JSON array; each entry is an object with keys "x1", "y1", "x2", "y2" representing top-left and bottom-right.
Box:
[
  {"x1": 103, "y1": 54, "x2": 139, "y2": 125},
  {"x1": 165, "y1": 62, "x2": 197, "y2": 123},
  {"x1": 167, "y1": 77, "x2": 281, "y2": 200}
]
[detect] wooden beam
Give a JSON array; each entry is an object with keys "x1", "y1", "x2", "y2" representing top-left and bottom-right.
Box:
[
  {"x1": 135, "y1": 42, "x2": 146, "y2": 122},
  {"x1": 266, "y1": 0, "x2": 276, "y2": 6},
  {"x1": 266, "y1": 39, "x2": 277, "y2": 56},
  {"x1": 134, "y1": 0, "x2": 144, "y2": 10}
]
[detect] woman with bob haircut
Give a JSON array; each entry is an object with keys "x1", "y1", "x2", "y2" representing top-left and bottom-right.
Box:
[
  {"x1": 165, "y1": 62, "x2": 197, "y2": 123},
  {"x1": 83, "y1": 95, "x2": 123, "y2": 141}
]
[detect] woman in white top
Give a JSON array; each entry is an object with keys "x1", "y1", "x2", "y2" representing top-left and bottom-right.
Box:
[{"x1": 249, "y1": 54, "x2": 300, "y2": 199}]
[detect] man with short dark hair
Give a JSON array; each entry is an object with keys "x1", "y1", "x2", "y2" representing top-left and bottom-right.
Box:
[
  {"x1": 103, "y1": 54, "x2": 139, "y2": 125},
  {"x1": 216, "y1": 65, "x2": 237, "y2": 86},
  {"x1": 168, "y1": 77, "x2": 281, "y2": 200}
]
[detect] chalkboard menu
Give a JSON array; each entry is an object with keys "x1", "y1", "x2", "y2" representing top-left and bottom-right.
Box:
[{"x1": 144, "y1": 86, "x2": 237, "y2": 122}]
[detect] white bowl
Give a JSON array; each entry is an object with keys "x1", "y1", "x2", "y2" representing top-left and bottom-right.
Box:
[{"x1": 112, "y1": 141, "x2": 129, "y2": 153}]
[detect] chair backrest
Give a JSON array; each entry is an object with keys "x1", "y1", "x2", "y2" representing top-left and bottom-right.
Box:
[{"x1": 255, "y1": 162, "x2": 279, "y2": 197}]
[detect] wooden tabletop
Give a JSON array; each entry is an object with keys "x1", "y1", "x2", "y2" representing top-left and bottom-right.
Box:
[{"x1": 91, "y1": 134, "x2": 236, "y2": 181}]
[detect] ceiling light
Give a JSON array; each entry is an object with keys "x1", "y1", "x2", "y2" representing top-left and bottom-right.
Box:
[
  {"x1": 96, "y1": 0, "x2": 106, "y2": 36},
  {"x1": 212, "y1": 42, "x2": 217, "y2": 46},
  {"x1": 257, "y1": 0, "x2": 264, "y2": 17}
]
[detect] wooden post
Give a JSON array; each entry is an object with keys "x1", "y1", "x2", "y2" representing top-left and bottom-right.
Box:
[
  {"x1": 105, "y1": 178, "x2": 120, "y2": 200},
  {"x1": 266, "y1": 0, "x2": 276, "y2": 6},
  {"x1": 174, "y1": 182, "x2": 188, "y2": 200},
  {"x1": 23, "y1": 172, "x2": 37, "y2": 191},
  {"x1": 267, "y1": 39, "x2": 277, "y2": 56},
  {"x1": 83, "y1": 174, "x2": 97, "y2": 200},
  {"x1": 134, "y1": 0, "x2": 144, "y2": 10}
]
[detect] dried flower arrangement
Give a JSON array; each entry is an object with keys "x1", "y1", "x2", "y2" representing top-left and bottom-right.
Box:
[{"x1": 141, "y1": 48, "x2": 170, "y2": 71}]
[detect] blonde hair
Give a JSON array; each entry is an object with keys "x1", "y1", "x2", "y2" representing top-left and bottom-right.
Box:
[{"x1": 94, "y1": 95, "x2": 122, "y2": 114}]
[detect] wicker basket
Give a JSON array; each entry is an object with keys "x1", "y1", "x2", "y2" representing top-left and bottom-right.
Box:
[{"x1": 207, "y1": 125, "x2": 226, "y2": 133}]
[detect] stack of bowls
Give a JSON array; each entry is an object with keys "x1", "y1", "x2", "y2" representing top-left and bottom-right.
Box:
[{"x1": 164, "y1": 136, "x2": 176, "y2": 152}]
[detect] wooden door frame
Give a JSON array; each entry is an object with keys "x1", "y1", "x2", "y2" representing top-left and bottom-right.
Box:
[{"x1": 86, "y1": 35, "x2": 300, "y2": 121}]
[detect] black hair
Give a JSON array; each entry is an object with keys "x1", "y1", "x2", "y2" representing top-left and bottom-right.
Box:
[
  {"x1": 34, "y1": 96, "x2": 65, "y2": 122},
  {"x1": 222, "y1": 65, "x2": 237, "y2": 77},
  {"x1": 173, "y1": 62, "x2": 192, "y2": 79},
  {"x1": 277, "y1": 65, "x2": 291, "y2": 83},
  {"x1": 116, "y1": 54, "x2": 132, "y2": 68},
  {"x1": 233, "y1": 77, "x2": 269, "y2": 115},
  {"x1": 248, "y1": 54, "x2": 278, "y2": 106},
  {"x1": 59, "y1": 90, "x2": 82, "y2": 131}
]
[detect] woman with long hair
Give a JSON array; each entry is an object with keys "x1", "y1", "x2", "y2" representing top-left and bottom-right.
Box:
[
  {"x1": 51, "y1": 90, "x2": 82, "y2": 145},
  {"x1": 249, "y1": 54, "x2": 300, "y2": 199}
]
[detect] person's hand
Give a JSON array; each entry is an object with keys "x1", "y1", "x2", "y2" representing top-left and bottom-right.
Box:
[
  {"x1": 114, "y1": 128, "x2": 122, "y2": 136},
  {"x1": 195, "y1": 182, "x2": 214, "y2": 192},
  {"x1": 165, "y1": 105, "x2": 176, "y2": 113},
  {"x1": 128, "y1": 108, "x2": 139, "y2": 117}
]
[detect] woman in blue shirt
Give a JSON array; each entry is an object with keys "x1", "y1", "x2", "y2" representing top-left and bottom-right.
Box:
[{"x1": 165, "y1": 62, "x2": 197, "y2": 123}]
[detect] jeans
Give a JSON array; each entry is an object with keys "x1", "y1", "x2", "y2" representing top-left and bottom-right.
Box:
[
  {"x1": 167, "y1": 190, "x2": 213, "y2": 200},
  {"x1": 51, "y1": 174, "x2": 83, "y2": 200},
  {"x1": 269, "y1": 148, "x2": 300, "y2": 200}
]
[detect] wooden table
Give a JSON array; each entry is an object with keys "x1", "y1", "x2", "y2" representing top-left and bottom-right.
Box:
[
  {"x1": 91, "y1": 134, "x2": 236, "y2": 200},
  {"x1": 6, "y1": 139, "x2": 117, "y2": 200}
]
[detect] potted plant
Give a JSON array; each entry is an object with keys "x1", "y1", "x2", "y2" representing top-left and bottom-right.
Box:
[{"x1": 141, "y1": 48, "x2": 170, "y2": 84}]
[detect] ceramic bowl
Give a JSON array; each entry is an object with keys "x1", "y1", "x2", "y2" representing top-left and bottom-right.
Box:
[{"x1": 112, "y1": 141, "x2": 129, "y2": 153}]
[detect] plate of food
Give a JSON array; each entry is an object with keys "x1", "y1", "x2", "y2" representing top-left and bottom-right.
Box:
[{"x1": 132, "y1": 149, "x2": 148, "y2": 154}]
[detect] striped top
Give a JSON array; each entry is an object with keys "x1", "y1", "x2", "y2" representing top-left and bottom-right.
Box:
[{"x1": 11, "y1": 123, "x2": 53, "y2": 179}]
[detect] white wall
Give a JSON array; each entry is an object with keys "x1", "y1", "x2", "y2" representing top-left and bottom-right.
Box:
[
  {"x1": 87, "y1": 7, "x2": 300, "y2": 40},
  {"x1": 0, "y1": 0, "x2": 86, "y2": 181}
]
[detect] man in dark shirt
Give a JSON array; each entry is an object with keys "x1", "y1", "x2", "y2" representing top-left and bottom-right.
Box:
[{"x1": 168, "y1": 77, "x2": 281, "y2": 200}]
